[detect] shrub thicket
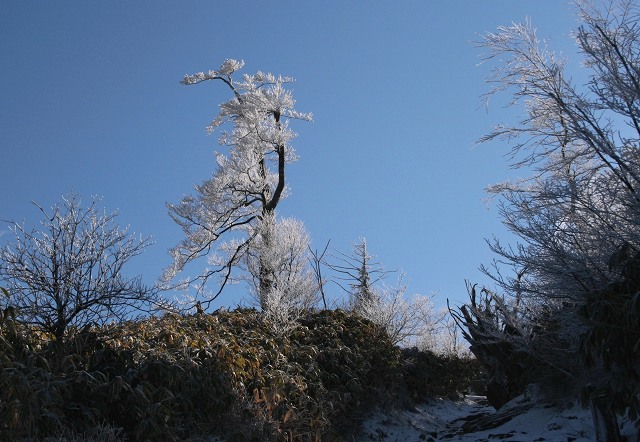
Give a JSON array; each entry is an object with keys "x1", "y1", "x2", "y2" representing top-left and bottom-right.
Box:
[
  {"x1": 400, "y1": 347, "x2": 483, "y2": 403},
  {"x1": 0, "y1": 307, "x2": 475, "y2": 441}
]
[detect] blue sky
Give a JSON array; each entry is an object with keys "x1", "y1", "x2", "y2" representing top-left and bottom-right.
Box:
[{"x1": 1, "y1": 2, "x2": 580, "y2": 310}]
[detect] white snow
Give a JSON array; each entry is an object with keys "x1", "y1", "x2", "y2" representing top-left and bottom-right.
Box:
[{"x1": 357, "y1": 394, "x2": 600, "y2": 442}]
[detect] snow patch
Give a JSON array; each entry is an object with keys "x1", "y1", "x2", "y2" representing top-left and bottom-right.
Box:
[{"x1": 357, "y1": 395, "x2": 597, "y2": 441}]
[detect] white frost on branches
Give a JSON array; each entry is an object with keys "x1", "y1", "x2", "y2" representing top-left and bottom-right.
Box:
[
  {"x1": 355, "y1": 277, "x2": 443, "y2": 347},
  {"x1": 165, "y1": 59, "x2": 313, "y2": 310},
  {"x1": 479, "y1": 0, "x2": 640, "y2": 301},
  {"x1": 328, "y1": 238, "x2": 443, "y2": 347},
  {"x1": 0, "y1": 194, "x2": 157, "y2": 341},
  {"x1": 215, "y1": 213, "x2": 319, "y2": 311}
]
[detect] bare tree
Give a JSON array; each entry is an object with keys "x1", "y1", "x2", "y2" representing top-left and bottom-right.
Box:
[
  {"x1": 163, "y1": 59, "x2": 312, "y2": 310},
  {"x1": 328, "y1": 238, "x2": 389, "y2": 311},
  {"x1": 0, "y1": 194, "x2": 157, "y2": 346},
  {"x1": 477, "y1": 0, "x2": 640, "y2": 437},
  {"x1": 327, "y1": 238, "x2": 440, "y2": 346},
  {"x1": 308, "y1": 239, "x2": 331, "y2": 310}
]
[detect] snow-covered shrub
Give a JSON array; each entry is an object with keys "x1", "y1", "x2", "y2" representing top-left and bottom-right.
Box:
[
  {"x1": 355, "y1": 282, "x2": 442, "y2": 347},
  {"x1": 0, "y1": 308, "x2": 404, "y2": 441}
]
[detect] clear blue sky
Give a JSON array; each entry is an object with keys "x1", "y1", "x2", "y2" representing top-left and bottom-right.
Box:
[{"x1": 1, "y1": 2, "x2": 580, "y2": 310}]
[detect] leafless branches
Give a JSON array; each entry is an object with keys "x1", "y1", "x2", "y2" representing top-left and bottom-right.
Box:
[{"x1": 0, "y1": 194, "x2": 158, "y2": 344}]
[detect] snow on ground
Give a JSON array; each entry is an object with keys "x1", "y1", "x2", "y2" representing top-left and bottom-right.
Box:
[{"x1": 357, "y1": 394, "x2": 598, "y2": 442}]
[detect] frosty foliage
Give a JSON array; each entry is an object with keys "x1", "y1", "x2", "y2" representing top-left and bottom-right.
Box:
[
  {"x1": 0, "y1": 194, "x2": 157, "y2": 342},
  {"x1": 479, "y1": 0, "x2": 640, "y2": 302},
  {"x1": 165, "y1": 60, "x2": 313, "y2": 309},
  {"x1": 262, "y1": 287, "x2": 304, "y2": 336},
  {"x1": 355, "y1": 279, "x2": 443, "y2": 347},
  {"x1": 328, "y1": 238, "x2": 443, "y2": 347},
  {"x1": 475, "y1": 0, "x2": 640, "y2": 434},
  {"x1": 215, "y1": 213, "x2": 319, "y2": 316},
  {"x1": 245, "y1": 214, "x2": 319, "y2": 311}
]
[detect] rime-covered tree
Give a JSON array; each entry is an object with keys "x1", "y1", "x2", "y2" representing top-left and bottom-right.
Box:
[
  {"x1": 164, "y1": 60, "x2": 313, "y2": 309},
  {"x1": 0, "y1": 194, "x2": 157, "y2": 346},
  {"x1": 328, "y1": 238, "x2": 440, "y2": 346},
  {"x1": 329, "y1": 238, "x2": 385, "y2": 312},
  {"x1": 477, "y1": 0, "x2": 640, "y2": 437},
  {"x1": 225, "y1": 213, "x2": 318, "y2": 311}
]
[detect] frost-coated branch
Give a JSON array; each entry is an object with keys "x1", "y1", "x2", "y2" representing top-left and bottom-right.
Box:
[
  {"x1": 479, "y1": 1, "x2": 640, "y2": 300},
  {"x1": 0, "y1": 194, "x2": 158, "y2": 344},
  {"x1": 165, "y1": 60, "x2": 313, "y2": 309},
  {"x1": 475, "y1": 1, "x2": 640, "y2": 430}
]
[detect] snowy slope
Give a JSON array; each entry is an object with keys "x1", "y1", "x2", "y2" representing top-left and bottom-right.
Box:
[{"x1": 357, "y1": 395, "x2": 604, "y2": 442}]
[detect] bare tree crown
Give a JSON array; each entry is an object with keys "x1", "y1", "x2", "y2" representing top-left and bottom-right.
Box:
[{"x1": 0, "y1": 194, "x2": 156, "y2": 343}]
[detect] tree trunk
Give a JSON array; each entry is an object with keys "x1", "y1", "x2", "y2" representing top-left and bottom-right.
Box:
[
  {"x1": 259, "y1": 258, "x2": 274, "y2": 309},
  {"x1": 258, "y1": 212, "x2": 275, "y2": 310}
]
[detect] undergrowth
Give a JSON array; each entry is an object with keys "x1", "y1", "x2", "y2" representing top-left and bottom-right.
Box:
[{"x1": 0, "y1": 308, "x2": 476, "y2": 441}]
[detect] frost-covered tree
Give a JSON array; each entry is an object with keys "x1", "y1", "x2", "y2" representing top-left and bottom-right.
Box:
[
  {"x1": 481, "y1": 0, "x2": 640, "y2": 297},
  {"x1": 232, "y1": 213, "x2": 318, "y2": 311},
  {"x1": 164, "y1": 60, "x2": 313, "y2": 309},
  {"x1": 0, "y1": 194, "x2": 157, "y2": 346},
  {"x1": 478, "y1": 0, "x2": 640, "y2": 437},
  {"x1": 356, "y1": 279, "x2": 441, "y2": 346},
  {"x1": 329, "y1": 238, "x2": 387, "y2": 312},
  {"x1": 328, "y1": 238, "x2": 440, "y2": 346}
]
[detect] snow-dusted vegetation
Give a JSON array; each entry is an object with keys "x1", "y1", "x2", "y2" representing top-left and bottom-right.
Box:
[
  {"x1": 0, "y1": 307, "x2": 477, "y2": 440},
  {"x1": 1, "y1": 0, "x2": 639, "y2": 440},
  {"x1": 451, "y1": 0, "x2": 640, "y2": 440}
]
